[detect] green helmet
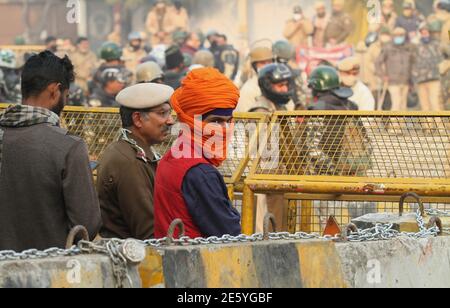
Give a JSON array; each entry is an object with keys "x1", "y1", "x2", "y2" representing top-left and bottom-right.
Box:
[
  {"x1": 99, "y1": 42, "x2": 122, "y2": 61},
  {"x1": 273, "y1": 40, "x2": 295, "y2": 62},
  {"x1": 428, "y1": 20, "x2": 443, "y2": 33},
  {"x1": 0, "y1": 49, "x2": 17, "y2": 69},
  {"x1": 308, "y1": 66, "x2": 353, "y2": 98},
  {"x1": 172, "y1": 30, "x2": 188, "y2": 46}
]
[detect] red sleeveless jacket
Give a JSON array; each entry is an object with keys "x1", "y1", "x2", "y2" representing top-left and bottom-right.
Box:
[{"x1": 154, "y1": 148, "x2": 208, "y2": 239}]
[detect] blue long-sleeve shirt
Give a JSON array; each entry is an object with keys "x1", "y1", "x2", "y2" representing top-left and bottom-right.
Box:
[{"x1": 181, "y1": 164, "x2": 241, "y2": 237}]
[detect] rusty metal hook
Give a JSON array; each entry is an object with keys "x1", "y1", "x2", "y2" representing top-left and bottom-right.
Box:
[
  {"x1": 66, "y1": 225, "x2": 89, "y2": 249},
  {"x1": 399, "y1": 192, "x2": 425, "y2": 217},
  {"x1": 427, "y1": 216, "x2": 443, "y2": 236},
  {"x1": 166, "y1": 219, "x2": 185, "y2": 246},
  {"x1": 340, "y1": 223, "x2": 358, "y2": 242},
  {"x1": 263, "y1": 213, "x2": 277, "y2": 241}
]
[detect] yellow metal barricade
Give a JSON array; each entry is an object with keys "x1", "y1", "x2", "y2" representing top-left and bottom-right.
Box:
[
  {"x1": 242, "y1": 111, "x2": 450, "y2": 234},
  {"x1": 284, "y1": 193, "x2": 450, "y2": 234},
  {"x1": 1, "y1": 104, "x2": 267, "y2": 204}
]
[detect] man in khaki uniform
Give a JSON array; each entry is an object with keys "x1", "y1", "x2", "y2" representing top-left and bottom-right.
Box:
[
  {"x1": 236, "y1": 46, "x2": 274, "y2": 112},
  {"x1": 172, "y1": 0, "x2": 190, "y2": 32},
  {"x1": 97, "y1": 83, "x2": 175, "y2": 240},
  {"x1": 365, "y1": 27, "x2": 392, "y2": 108},
  {"x1": 70, "y1": 37, "x2": 98, "y2": 94},
  {"x1": 283, "y1": 5, "x2": 314, "y2": 47},
  {"x1": 146, "y1": 0, "x2": 176, "y2": 46},
  {"x1": 324, "y1": 0, "x2": 354, "y2": 46},
  {"x1": 428, "y1": 0, "x2": 450, "y2": 45},
  {"x1": 381, "y1": 0, "x2": 398, "y2": 31},
  {"x1": 376, "y1": 27, "x2": 416, "y2": 111},
  {"x1": 122, "y1": 32, "x2": 148, "y2": 76},
  {"x1": 312, "y1": 1, "x2": 329, "y2": 48}
]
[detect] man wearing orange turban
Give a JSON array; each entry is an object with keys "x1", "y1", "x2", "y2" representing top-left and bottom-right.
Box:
[{"x1": 154, "y1": 68, "x2": 242, "y2": 238}]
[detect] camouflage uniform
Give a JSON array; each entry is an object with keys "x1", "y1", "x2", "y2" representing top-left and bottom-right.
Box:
[
  {"x1": 412, "y1": 39, "x2": 444, "y2": 111},
  {"x1": 440, "y1": 51, "x2": 450, "y2": 110}
]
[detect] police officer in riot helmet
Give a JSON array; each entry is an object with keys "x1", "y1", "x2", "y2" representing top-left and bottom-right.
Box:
[
  {"x1": 252, "y1": 63, "x2": 295, "y2": 113},
  {"x1": 272, "y1": 40, "x2": 307, "y2": 109},
  {"x1": 88, "y1": 67, "x2": 131, "y2": 107},
  {"x1": 0, "y1": 49, "x2": 21, "y2": 104},
  {"x1": 136, "y1": 61, "x2": 165, "y2": 84},
  {"x1": 67, "y1": 83, "x2": 87, "y2": 106},
  {"x1": 91, "y1": 42, "x2": 127, "y2": 94},
  {"x1": 307, "y1": 65, "x2": 358, "y2": 110}
]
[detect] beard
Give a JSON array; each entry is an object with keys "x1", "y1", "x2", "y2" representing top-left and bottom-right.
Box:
[{"x1": 51, "y1": 95, "x2": 66, "y2": 116}]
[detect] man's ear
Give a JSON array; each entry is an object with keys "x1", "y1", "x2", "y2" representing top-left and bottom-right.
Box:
[
  {"x1": 132, "y1": 112, "x2": 143, "y2": 129},
  {"x1": 47, "y1": 83, "x2": 61, "y2": 102}
]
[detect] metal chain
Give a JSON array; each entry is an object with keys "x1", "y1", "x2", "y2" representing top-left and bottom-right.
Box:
[
  {"x1": 425, "y1": 209, "x2": 450, "y2": 217},
  {"x1": 0, "y1": 209, "x2": 444, "y2": 264},
  {"x1": 78, "y1": 239, "x2": 134, "y2": 288}
]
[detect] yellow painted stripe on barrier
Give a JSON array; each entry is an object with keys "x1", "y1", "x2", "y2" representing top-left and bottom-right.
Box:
[
  {"x1": 139, "y1": 248, "x2": 165, "y2": 288},
  {"x1": 200, "y1": 245, "x2": 257, "y2": 288},
  {"x1": 296, "y1": 241, "x2": 348, "y2": 288}
]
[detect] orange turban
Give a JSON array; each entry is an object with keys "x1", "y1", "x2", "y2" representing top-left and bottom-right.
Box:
[
  {"x1": 170, "y1": 68, "x2": 240, "y2": 167},
  {"x1": 171, "y1": 68, "x2": 240, "y2": 128}
]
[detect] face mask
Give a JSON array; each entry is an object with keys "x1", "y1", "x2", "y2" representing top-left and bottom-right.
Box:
[
  {"x1": 421, "y1": 37, "x2": 431, "y2": 44},
  {"x1": 294, "y1": 14, "x2": 303, "y2": 21},
  {"x1": 380, "y1": 35, "x2": 391, "y2": 44},
  {"x1": 341, "y1": 75, "x2": 358, "y2": 88},
  {"x1": 393, "y1": 36, "x2": 405, "y2": 45}
]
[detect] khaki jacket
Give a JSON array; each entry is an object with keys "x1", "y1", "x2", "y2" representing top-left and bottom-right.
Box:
[
  {"x1": 283, "y1": 18, "x2": 314, "y2": 46},
  {"x1": 97, "y1": 133, "x2": 158, "y2": 240},
  {"x1": 70, "y1": 49, "x2": 98, "y2": 94}
]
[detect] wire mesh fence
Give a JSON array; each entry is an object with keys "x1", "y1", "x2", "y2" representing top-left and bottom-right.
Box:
[
  {"x1": 1, "y1": 104, "x2": 265, "y2": 186},
  {"x1": 285, "y1": 194, "x2": 450, "y2": 234},
  {"x1": 252, "y1": 112, "x2": 450, "y2": 180}
]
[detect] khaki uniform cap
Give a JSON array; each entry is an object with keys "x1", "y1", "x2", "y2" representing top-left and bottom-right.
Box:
[
  {"x1": 338, "y1": 57, "x2": 361, "y2": 72},
  {"x1": 249, "y1": 46, "x2": 274, "y2": 63}
]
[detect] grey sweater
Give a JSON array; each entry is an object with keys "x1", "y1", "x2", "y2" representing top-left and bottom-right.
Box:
[{"x1": 0, "y1": 105, "x2": 101, "y2": 252}]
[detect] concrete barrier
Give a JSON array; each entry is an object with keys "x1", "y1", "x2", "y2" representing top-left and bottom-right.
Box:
[
  {"x1": 1, "y1": 236, "x2": 448, "y2": 288},
  {"x1": 139, "y1": 236, "x2": 450, "y2": 288},
  {"x1": 0, "y1": 254, "x2": 142, "y2": 288}
]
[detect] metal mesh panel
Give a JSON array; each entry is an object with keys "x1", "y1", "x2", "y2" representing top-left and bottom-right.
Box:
[
  {"x1": 1, "y1": 105, "x2": 265, "y2": 185},
  {"x1": 254, "y1": 112, "x2": 450, "y2": 179},
  {"x1": 218, "y1": 114, "x2": 267, "y2": 181},
  {"x1": 61, "y1": 108, "x2": 122, "y2": 161},
  {"x1": 286, "y1": 195, "x2": 450, "y2": 234}
]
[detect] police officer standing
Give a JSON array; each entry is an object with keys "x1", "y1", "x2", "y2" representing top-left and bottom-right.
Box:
[
  {"x1": 97, "y1": 83, "x2": 175, "y2": 240},
  {"x1": 324, "y1": 0, "x2": 354, "y2": 46},
  {"x1": 91, "y1": 42, "x2": 128, "y2": 94},
  {"x1": 136, "y1": 61, "x2": 165, "y2": 84},
  {"x1": 236, "y1": 45, "x2": 274, "y2": 112},
  {"x1": 70, "y1": 37, "x2": 98, "y2": 95},
  {"x1": 123, "y1": 32, "x2": 148, "y2": 75},
  {"x1": 88, "y1": 67, "x2": 130, "y2": 107},
  {"x1": 0, "y1": 49, "x2": 21, "y2": 104},
  {"x1": 273, "y1": 40, "x2": 308, "y2": 109},
  {"x1": 252, "y1": 63, "x2": 295, "y2": 113}
]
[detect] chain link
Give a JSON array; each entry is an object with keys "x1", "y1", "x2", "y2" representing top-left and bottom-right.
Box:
[
  {"x1": 0, "y1": 209, "x2": 445, "y2": 265},
  {"x1": 425, "y1": 209, "x2": 450, "y2": 217}
]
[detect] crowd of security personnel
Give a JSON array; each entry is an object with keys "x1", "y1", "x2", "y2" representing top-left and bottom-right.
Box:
[
  {"x1": 1, "y1": 0, "x2": 449, "y2": 111},
  {"x1": 0, "y1": 0, "x2": 449, "y2": 252}
]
